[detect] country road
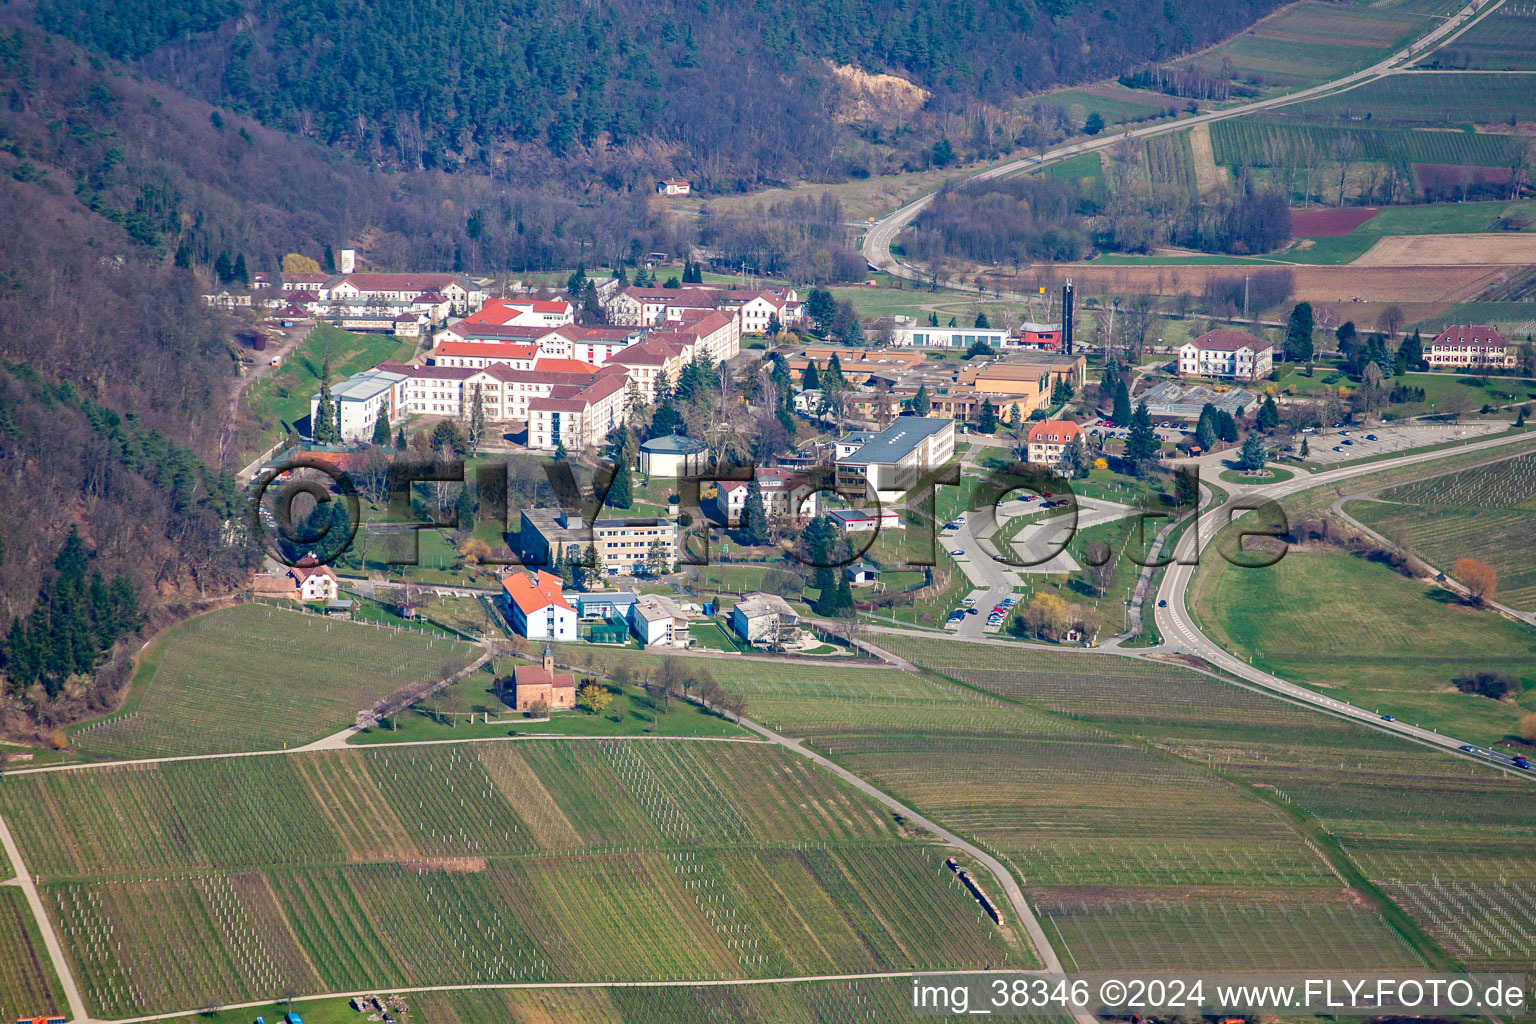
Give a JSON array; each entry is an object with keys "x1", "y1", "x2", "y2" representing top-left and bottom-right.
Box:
[
  {"x1": 859, "y1": 0, "x2": 1506, "y2": 288},
  {"x1": 1155, "y1": 428, "x2": 1536, "y2": 773}
]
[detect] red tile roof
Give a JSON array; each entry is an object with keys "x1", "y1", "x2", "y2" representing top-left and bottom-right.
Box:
[
  {"x1": 1189, "y1": 329, "x2": 1271, "y2": 353},
  {"x1": 502, "y1": 570, "x2": 572, "y2": 615},
  {"x1": 1431, "y1": 325, "x2": 1508, "y2": 347},
  {"x1": 1027, "y1": 419, "x2": 1082, "y2": 444},
  {"x1": 430, "y1": 341, "x2": 541, "y2": 361},
  {"x1": 513, "y1": 663, "x2": 575, "y2": 689}
]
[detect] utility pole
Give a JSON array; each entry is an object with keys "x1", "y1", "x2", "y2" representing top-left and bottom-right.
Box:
[{"x1": 1243, "y1": 273, "x2": 1251, "y2": 322}]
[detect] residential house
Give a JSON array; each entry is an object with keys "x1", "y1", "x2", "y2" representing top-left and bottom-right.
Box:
[
  {"x1": 730, "y1": 593, "x2": 800, "y2": 646},
  {"x1": 1178, "y1": 330, "x2": 1274, "y2": 381},
  {"x1": 250, "y1": 562, "x2": 340, "y2": 602},
  {"x1": 656, "y1": 179, "x2": 692, "y2": 196},
  {"x1": 630, "y1": 593, "x2": 692, "y2": 647},
  {"x1": 1026, "y1": 419, "x2": 1084, "y2": 469},
  {"x1": 502, "y1": 570, "x2": 578, "y2": 640}
]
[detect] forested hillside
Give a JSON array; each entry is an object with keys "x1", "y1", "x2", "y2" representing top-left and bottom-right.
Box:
[{"x1": 30, "y1": 0, "x2": 1285, "y2": 189}]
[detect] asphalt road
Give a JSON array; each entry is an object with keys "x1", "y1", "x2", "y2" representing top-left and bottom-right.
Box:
[
  {"x1": 1155, "y1": 428, "x2": 1536, "y2": 776},
  {"x1": 859, "y1": 0, "x2": 1504, "y2": 288}
]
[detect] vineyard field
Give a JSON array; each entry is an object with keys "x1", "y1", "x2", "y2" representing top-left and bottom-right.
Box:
[
  {"x1": 72, "y1": 604, "x2": 479, "y2": 758},
  {"x1": 0, "y1": 740, "x2": 1030, "y2": 1017},
  {"x1": 0, "y1": 889, "x2": 65, "y2": 1023},
  {"x1": 1425, "y1": 4, "x2": 1536, "y2": 69},
  {"x1": 1173, "y1": 1, "x2": 1442, "y2": 87},
  {"x1": 1285, "y1": 72, "x2": 1536, "y2": 125},
  {"x1": 1209, "y1": 119, "x2": 1514, "y2": 170}
]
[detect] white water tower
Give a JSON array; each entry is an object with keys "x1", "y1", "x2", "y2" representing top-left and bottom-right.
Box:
[{"x1": 339, "y1": 248, "x2": 357, "y2": 274}]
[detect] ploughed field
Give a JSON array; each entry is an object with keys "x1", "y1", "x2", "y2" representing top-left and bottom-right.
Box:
[{"x1": 0, "y1": 740, "x2": 1029, "y2": 1017}]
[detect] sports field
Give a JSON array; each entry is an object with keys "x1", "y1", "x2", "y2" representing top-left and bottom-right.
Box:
[
  {"x1": 71, "y1": 604, "x2": 479, "y2": 758},
  {"x1": 1346, "y1": 448, "x2": 1536, "y2": 610},
  {"x1": 0, "y1": 740, "x2": 1029, "y2": 1017},
  {"x1": 1191, "y1": 548, "x2": 1536, "y2": 742}
]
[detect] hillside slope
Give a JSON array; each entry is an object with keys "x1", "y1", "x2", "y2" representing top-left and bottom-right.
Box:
[{"x1": 31, "y1": 0, "x2": 1286, "y2": 189}]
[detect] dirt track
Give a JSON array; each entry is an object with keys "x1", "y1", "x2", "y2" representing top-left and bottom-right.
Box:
[{"x1": 1351, "y1": 232, "x2": 1536, "y2": 266}]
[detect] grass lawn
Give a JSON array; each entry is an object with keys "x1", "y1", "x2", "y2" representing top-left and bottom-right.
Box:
[
  {"x1": 1384, "y1": 372, "x2": 1536, "y2": 419},
  {"x1": 1219, "y1": 465, "x2": 1295, "y2": 485},
  {"x1": 689, "y1": 619, "x2": 745, "y2": 651},
  {"x1": 71, "y1": 603, "x2": 479, "y2": 758},
  {"x1": 352, "y1": 665, "x2": 747, "y2": 742},
  {"x1": 237, "y1": 324, "x2": 416, "y2": 461},
  {"x1": 1192, "y1": 548, "x2": 1536, "y2": 744}
]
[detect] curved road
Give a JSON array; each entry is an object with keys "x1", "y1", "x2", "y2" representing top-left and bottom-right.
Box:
[
  {"x1": 860, "y1": 0, "x2": 1504, "y2": 286},
  {"x1": 1155, "y1": 429, "x2": 1536, "y2": 772}
]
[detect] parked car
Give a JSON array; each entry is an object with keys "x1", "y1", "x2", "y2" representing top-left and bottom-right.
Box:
[
  {"x1": 1333, "y1": 446, "x2": 1345, "y2": 452},
  {"x1": 1365, "y1": 434, "x2": 1378, "y2": 441}
]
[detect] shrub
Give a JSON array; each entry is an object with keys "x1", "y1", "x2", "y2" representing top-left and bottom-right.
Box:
[{"x1": 1452, "y1": 670, "x2": 1518, "y2": 700}]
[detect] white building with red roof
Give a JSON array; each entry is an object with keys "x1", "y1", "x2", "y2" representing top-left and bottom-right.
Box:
[
  {"x1": 324, "y1": 273, "x2": 486, "y2": 315},
  {"x1": 1178, "y1": 329, "x2": 1273, "y2": 381},
  {"x1": 1425, "y1": 325, "x2": 1517, "y2": 370},
  {"x1": 1026, "y1": 419, "x2": 1083, "y2": 469},
  {"x1": 461, "y1": 297, "x2": 574, "y2": 328},
  {"x1": 502, "y1": 571, "x2": 577, "y2": 641}
]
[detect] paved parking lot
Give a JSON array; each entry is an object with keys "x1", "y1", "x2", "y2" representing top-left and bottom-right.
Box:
[{"x1": 1299, "y1": 422, "x2": 1506, "y2": 464}]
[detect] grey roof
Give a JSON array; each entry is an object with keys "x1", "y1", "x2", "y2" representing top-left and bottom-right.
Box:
[
  {"x1": 843, "y1": 416, "x2": 952, "y2": 466},
  {"x1": 316, "y1": 367, "x2": 407, "y2": 404},
  {"x1": 1139, "y1": 381, "x2": 1255, "y2": 418},
  {"x1": 640, "y1": 433, "x2": 707, "y2": 454}
]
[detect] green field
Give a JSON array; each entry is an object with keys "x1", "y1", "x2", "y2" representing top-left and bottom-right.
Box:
[
  {"x1": 0, "y1": 740, "x2": 1030, "y2": 1017},
  {"x1": 1209, "y1": 117, "x2": 1516, "y2": 177},
  {"x1": 1032, "y1": 87, "x2": 1173, "y2": 127},
  {"x1": 1346, "y1": 447, "x2": 1536, "y2": 609},
  {"x1": 1191, "y1": 548, "x2": 1536, "y2": 742},
  {"x1": 237, "y1": 324, "x2": 415, "y2": 460},
  {"x1": 71, "y1": 604, "x2": 479, "y2": 758}
]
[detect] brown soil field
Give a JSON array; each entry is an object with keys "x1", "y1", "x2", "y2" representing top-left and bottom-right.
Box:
[
  {"x1": 999, "y1": 264, "x2": 1502, "y2": 303},
  {"x1": 1291, "y1": 207, "x2": 1379, "y2": 237},
  {"x1": 1352, "y1": 233, "x2": 1536, "y2": 267}
]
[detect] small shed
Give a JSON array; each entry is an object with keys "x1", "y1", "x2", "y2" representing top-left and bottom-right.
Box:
[
  {"x1": 323, "y1": 599, "x2": 356, "y2": 619},
  {"x1": 843, "y1": 561, "x2": 880, "y2": 585}
]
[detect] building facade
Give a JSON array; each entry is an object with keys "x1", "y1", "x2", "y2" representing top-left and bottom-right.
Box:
[{"x1": 1179, "y1": 330, "x2": 1274, "y2": 381}]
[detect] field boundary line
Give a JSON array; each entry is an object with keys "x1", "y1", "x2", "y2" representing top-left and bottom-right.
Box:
[
  {"x1": 0, "y1": 811, "x2": 87, "y2": 1022},
  {"x1": 99, "y1": 968, "x2": 1054, "y2": 1024}
]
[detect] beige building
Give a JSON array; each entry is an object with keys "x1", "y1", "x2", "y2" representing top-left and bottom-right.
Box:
[
  {"x1": 1425, "y1": 325, "x2": 1519, "y2": 370},
  {"x1": 519, "y1": 509, "x2": 676, "y2": 577}
]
